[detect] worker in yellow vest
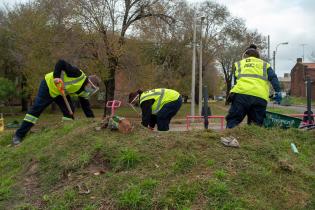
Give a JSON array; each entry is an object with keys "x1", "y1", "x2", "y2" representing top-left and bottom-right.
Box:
[
  {"x1": 12, "y1": 59, "x2": 101, "y2": 145},
  {"x1": 130, "y1": 88, "x2": 182, "y2": 131},
  {"x1": 226, "y1": 44, "x2": 282, "y2": 128}
]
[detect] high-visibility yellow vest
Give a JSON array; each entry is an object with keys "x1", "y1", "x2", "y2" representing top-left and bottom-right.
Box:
[
  {"x1": 45, "y1": 71, "x2": 87, "y2": 98},
  {"x1": 231, "y1": 57, "x2": 270, "y2": 101},
  {"x1": 140, "y1": 88, "x2": 180, "y2": 114}
]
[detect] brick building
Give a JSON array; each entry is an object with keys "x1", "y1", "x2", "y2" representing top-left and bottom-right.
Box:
[{"x1": 290, "y1": 58, "x2": 315, "y2": 98}]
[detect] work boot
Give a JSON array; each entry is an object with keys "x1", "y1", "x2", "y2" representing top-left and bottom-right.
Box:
[{"x1": 12, "y1": 135, "x2": 22, "y2": 146}]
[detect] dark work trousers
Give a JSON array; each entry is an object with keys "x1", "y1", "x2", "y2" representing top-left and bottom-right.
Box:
[
  {"x1": 153, "y1": 96, "x2": 182, "y2": 131},
  {"x1": 226, "y1": 93, "x2": 267, "y2": 129},
  {"x1": 15, "y1": 80, "x2": 75, "y2": 139}
]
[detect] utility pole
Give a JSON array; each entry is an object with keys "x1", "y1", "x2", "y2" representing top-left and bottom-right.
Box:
[
  {"x1": 306, "y1": 76, "x2": 312, "y2": 124},
  {"x1": 203, "y1": 85, "x2": 209, "y2": 129},
  {"x1": 273, "y1": 50, "x2": 276, "y2": 72},
  {"x1": 191, "y1": 17, "x2": 197, "y2": 117},
  {"x1": 198, "y1": 17, "x2": 205, "y2": 116},
  {"x1": 268, "y1": 35, "x2": 270, "y2": 63}
]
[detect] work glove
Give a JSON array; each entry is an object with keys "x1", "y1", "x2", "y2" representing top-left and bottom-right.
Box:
[
  {"x1": 53, "y1": 78, "x2": 62, "y2": 84},
  {"x1": 274, "y1": 92, "x2": 282, "y2": 104},
  {"x1": 226, "y1": 93, "x2": 235, "y2": 105}
]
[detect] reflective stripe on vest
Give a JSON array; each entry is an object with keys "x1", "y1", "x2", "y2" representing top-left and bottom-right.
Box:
[
  {"x1": 231, "y1": 57, "x2": 270, "y2": 101},
  {"x1": 24, "y1": 114, "x2": 38, "y2": 124},
  {"x1": 45, "y1": 71, "x2": 87, "y2": 98},
  {"x1": 140, "y1": 90, "x2": 163, "y2": 101},
  {"x1": 77, "y1": 90, "x2": 89, "y2": 99},
  {"x1": 61, "y1": 71, "x2": 86, "y2": 93},
  {"x1": 140, "y1": 88, "x2": 180, "y2": 114},
  {"x1": 236, "y1": 61, "x2": 267, "y2": 81},
  {"x1": 140, "y1": 89, "x2": 165, "y2": 114},
  {"x1": 152, "y1": 89, "x2": 165, "y2": 114}
]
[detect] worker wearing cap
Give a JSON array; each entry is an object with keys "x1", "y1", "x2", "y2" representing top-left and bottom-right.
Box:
[
  {"x1": 12, "y1": 59, "x2": 101, "y2": 145},
  {"x1": 226, "y1": 44, "x2": 282, "y2": 128},
  {"x1": 130, "y1": 88, "x2": 182, "y2": 131}
]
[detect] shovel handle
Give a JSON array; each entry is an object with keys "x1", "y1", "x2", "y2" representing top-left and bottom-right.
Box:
[
  {"x1": 55, "y1": 80, "x2": 65, "y2": 95},
  {"x1": 55, "y1": 80, "x2": 73, "y2": 116}
]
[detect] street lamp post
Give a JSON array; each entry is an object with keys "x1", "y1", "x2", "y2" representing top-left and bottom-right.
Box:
[
  {"x1": 191, "y1": 16, "x2": 205, "y2": 117},
  {"x1": 191, "y1": 17, "x2": 197, "y2": 117},
  {"x1": 273, "y1": 42, "x2": 288, "y2": 72},
  {"x1": 198, "y1": 17, "x2": 205, "y2": 116}
]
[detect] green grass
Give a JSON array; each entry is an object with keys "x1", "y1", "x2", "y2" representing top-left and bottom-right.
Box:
[
  {"x1": 115, "y1": 148, "x2": 141, "y2": 170},
  {"x1": 117, "y1": 185, "x2": 151, "y2": 209},
  {"x1": 289, "y1": 96, "x2": 315, "y2": 106},
  {"x1": 0, "y1": 107, "x2": 314, "y2": 209},
  {"x1": 172, "y1": 152, "x2": 197, "y2": 173},
  {"x1": 160, "y1": 181, "x2": 200, "y2": 209},
  {"x1": 214, "y1": 169, "x2": 227, "y2": 180},
  {"x1": 266, "y1": 107, "x2": 300, "y2": 115}
]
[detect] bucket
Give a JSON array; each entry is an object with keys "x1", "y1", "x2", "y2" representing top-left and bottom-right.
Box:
[
  {"x1": 0, "y1": 113, "x2": 4, "y2": 132},
  {"x1": 263, "y1": 111, "x2": 302, "y2": 129}
]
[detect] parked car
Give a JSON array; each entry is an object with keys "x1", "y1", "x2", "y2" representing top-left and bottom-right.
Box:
[{"x1": 214, "y1": 96, "x2": 225, "y2": 101}]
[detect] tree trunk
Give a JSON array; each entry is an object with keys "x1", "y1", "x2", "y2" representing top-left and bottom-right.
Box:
[
  {"x1": 21, "y1": 98, "x2": 28, "y2": 112},
  {"x1": 103, "y1": 78, "x2": 115, "y2": 117},
  {"x1": 21, "y1": 76, "x2": 29, "y2": 111},
  {"x1": 225, "y1": 81, "x2": 232, "y2": 105},
  {"x1": 103, "y1": 57, "x2": 118, "y2": 118}
]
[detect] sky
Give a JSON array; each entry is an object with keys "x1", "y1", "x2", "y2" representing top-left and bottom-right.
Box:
[
  {"x1": 193, "y1": 0, "x2": 315, "y2": 77},
  {"x1": 1, "y1": 0, "x2": 315, "y2": 77}
]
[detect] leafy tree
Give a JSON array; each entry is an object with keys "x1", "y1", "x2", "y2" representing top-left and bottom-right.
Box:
[
  {"x1": 136, "y1": 0, "x2": 225, "y2": 99},
  {"x1": 0, "y1": 9, "x2": 18, "y2": 80},
  {"x1": 7, "y1": 2, "x2": 54, "y2": 101},
  {"x1": 0, "y1": 77, "x2": 15, "y2": 105},
  {"x1": 71, "y1": 0, "x2": 175, "y2": 115},
  {"x1": 0, "y1": 0, "x2": 268, "y2": 113}
]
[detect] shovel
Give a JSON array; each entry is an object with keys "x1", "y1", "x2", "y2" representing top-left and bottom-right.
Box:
[{"x1": 55, "y1": 80, "x2": 73, "y2": 116}]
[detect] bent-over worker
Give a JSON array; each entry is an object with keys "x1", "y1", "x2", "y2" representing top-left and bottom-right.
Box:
[
  {"x1": 12, "y1": 59, "x2": 101, "y2": 145},
  {"x1": 130, "y1": 88, "x2": 182, "y2": 131}
]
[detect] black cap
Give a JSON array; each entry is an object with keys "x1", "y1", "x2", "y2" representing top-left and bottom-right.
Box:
[
  {"x1": 244, "y1": 44, "x2": 260, "y2": 58},
  {"x1": 248, "y1": 44, "x2": 257, "y2": 49},
  {"x1": 128, "y1": 89, "x2": 142, "y2": 103}
]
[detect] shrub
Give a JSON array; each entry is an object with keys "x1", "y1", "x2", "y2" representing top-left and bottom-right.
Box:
[{"x1": 0, "y1": 77, "x2": 15, "y2": 104}]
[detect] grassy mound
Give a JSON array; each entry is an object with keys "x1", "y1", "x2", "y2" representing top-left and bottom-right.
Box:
[{"x1": 0, "y1": 119, "x2": 314, "y2": 210}]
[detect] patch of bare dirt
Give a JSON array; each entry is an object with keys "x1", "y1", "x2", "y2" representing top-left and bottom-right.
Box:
[
  {"x1": 22, "y1": 159, "x2": 46, "y2": 208},
  {"x1": 57, "y1": 152, "x2": 111, "y2": 185},
  {"x1": 284, "y1": 187, "x2": 310, "y2": 209},
  {"x1": 99, "y1": 198, "x2": 116, "y2": 210},
  {"x1": 86, "y1": 152, "x2": 111, "y2": 175}
]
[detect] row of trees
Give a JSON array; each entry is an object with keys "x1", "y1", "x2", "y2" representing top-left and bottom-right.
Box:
[{"x1": 0, "y1": 0, "x2": 266, "y2": 113}]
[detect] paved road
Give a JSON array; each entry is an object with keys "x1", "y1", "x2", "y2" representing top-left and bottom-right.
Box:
[{"x1": 267, "y1": 103, "x2": 314, "y2": 113}]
